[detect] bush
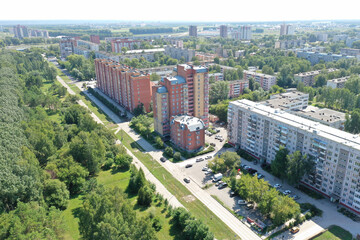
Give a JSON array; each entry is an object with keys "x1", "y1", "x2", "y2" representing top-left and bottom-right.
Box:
[
  {"x1": 164, "y1": 146, "x2": 174, "y2": 158},
  {"x1": 152, "y1": 217, "x2": 162, "y2": 232},
  {"x1": 155, "y1": 136, "x2": 164, "y2": 149},
  {"x1": 114, "y1": 154, "x2": 133, "y2": 170},
  {"x1": 173, "y1": 152, "x2": 181, "y2": 161},
  {"x1": 102, "y1": 158, "x2": 114, "y2": 170}
]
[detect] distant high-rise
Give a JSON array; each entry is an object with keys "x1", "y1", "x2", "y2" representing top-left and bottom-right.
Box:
[
  {"x1": 90, "y1": 35, "x2": 100, "y2": 44},
  {"x1": 0, "y1": 26, "x2": 3, "y2": 32},
  {"x1": 13, "y1": 25, "x2": 29, "y2": 39},
  {"x1": 220, "y1": 25, "x2": 228, "y2": 38},
  {"x1": 231, "y1": 26, "x2": 252, "y2": 40},
  {"x1": 189, "y1": 25, "x2": 197, "y2": 37},
  {"x1": 280, "y1": 23, "x2": 294, "y2": 36}
]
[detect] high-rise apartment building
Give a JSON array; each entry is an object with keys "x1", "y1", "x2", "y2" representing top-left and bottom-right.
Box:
[
  {"x1": 231, "y1": 26, "x2": 252, "y2": 40},
  {"x1": 220, "y1": 25, "x2": 228, "y2": 38},
  {"x1": 90, "y1": 35, "x2": 101, "y2": 44},
  {"x1": 242, "y1": 70, "x2": 277, "y2": 91},
  {"x1": 13, "y1": 25, "x2": 29, "y2": 39},
  {"x1": 228, "y1": 99, "x2": 360, "y2": 214},
  {"x1": 280, "y1": 24, "x2": 295, "y2": 36},
  {"x1": 152, "y1": 64, "x2": 209, "y2": 136},
  {"x1": 228, "y1": 80, "x2": 249, "y2": 98},
  {"x1": 95, "y1": 59, "x2": 153, "y2": 113},
  {"x1": 59, "y1": 37, "x2": 78, "y2": 59},
  {"x1": 189, "y1": 25, "x2": 198, "y2": 37}
]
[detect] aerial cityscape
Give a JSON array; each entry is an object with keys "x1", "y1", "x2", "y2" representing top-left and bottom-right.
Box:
[{"x1": 1, "y1": 1, "x2": 360, "y2": 240}]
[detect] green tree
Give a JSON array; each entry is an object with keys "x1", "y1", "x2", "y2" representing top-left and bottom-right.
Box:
[
  {"x1": 43, "y1": 179, "x2": 69, "y2": 210},
  {"x1": 271, "y1": 146, "x2": 289, "y2": 179},
  {"x1": 286, "y1": 151, "x2": 314, "y2": 186},
  {"x1": 345, "y1": 75, "x2": 360, "y2": 95},
  {"x1": 173, "y1": 152, "x2": 181, "y2": 161},
  {"x1": 121, "y1": 47, "x2": 128, "y2": 54},
  {"x1": 164, "y1": 146, "x2": 174, "y2": 157},
  {"x1": 314, "y1": 74, "x2": 327, "y2": 87},
  {"x1": 155, "y1": 136, "x2": 164, "y2": 149},
  {"x1": 262, "y1": 65, "x2": 274, "y2": 75},
  {"x1": 150, "y1": 73, "x2": 161, "y2": 82},
  {"x1": 345, "y1": 109, "x2": 360, "y2": 134},
  {"x1": 248, "y1": 77, "x2": 255, "y2": 91},
  {"x1": 209, "y1": 81, "x2": 229, "y2": 104},
  {"x1": 137, "y1": 185, "x2": 153, "y2": 207},
  {"x1": 352, "y1": 40, "x2": 360, "y2": 49}
]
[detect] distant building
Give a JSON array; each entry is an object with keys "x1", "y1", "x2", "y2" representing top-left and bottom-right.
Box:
[
  {"x1": 294, "y1": 70, "x2": 321, "y2": 86},
  {"x1": 74, "y1": 40, "x2": 100, "y2": 58},
  {"x1": 29, "y1": 29, "x2": 49, "y2": 38},
  {"x1": 111, "y1": 38, "x2": 142, "y2": 53},
  {"x1": 297, "y1": 51, "x2": 355, "y2": 65},
  {"x1": 243, "y1": 70, "x2": 277, "y2": 91},
  {"x1": 275, "y1": 40, "x2": 305, "y2": 49},
  {"x1": 220, "y1": 25, "x2": 228, "y2": 38},
  {"x1": 333, "y1": 34, "x2": 348, "y2": 42},
  {"x1": 317, "y1": 33, "x2": 328, "y2": 42},
  {"x1": 152, "y1": 64, "x2": 209, "y2": 137},
  {"x1": 90, "y1": 35, "x2": 100, "y2": 44},
  {"x1": 235, "y1": 50, "x2": 245, "y2": 58},
  {"x1": 228, "y1": 80, "x2": 249, "y2": 98},
  {"x1": 232, "y1": 26, "x2": 252, "y2": 40},
  {"x1": 0, "y1": 26, "x2": 3, "y2": 32},
  {"x1": 340, "y1": 48, "x2": 360, "y2": 57},
  {"x1": 164, "y1": 46, "x2": 195, "y2": 62},
  {"x1": 13, "y1": 25, "x2": 29, "y2": 39},
  {"x1": 170, "y1": 115, "x2": 205, "y2": 152},
  {"x1": 346, "y1": 37, "x2": 360, "y2": 48},
  {"x1": 59, "y1": 37, "x2": 77, "y2": 59},
  {"x1": 209, "y1": 72, "x2": 223, "y2": 82},
  {"x1": 293, "y1": 106, "x2": 346, "y2": 130},
  {"x1": 189, "y1": 25, "x2": 198, "y2": 37},
  {"x1": 280, "y1": 24, "x2": 294, "y2": 36},
  {"x1": 94, "y1": 59, "x2": 153, "y2": 113},
  {"x1": 260, "y1": 91, "x2": 309, "y2": 111},
  {"x1": 326, "y1": 76, "x2": 351, "y2": 89}
]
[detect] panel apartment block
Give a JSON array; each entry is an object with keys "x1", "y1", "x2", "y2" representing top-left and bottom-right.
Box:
[
  {"x1": 243, "y1": 70, "x2": 276, "y2": 91},
  {"x1": 95, "y1": 59, "x2": 152, "y2": 113},
  {"x1": 228, "y1": 99, "x2": 360, "y2": 214}
]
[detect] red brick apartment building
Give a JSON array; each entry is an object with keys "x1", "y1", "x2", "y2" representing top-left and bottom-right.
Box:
[
  {"x1": 152, "y1": 64, "x2": 209, "y2": 137},
  {"x1": 170, "y1": 115, "x2": 205, "y2": 152},
  {"x1": 95, "y1": 59, "x2": 152, "y2": 112},
  {"x1": 90, "y1": 35, "x2": 100, "y2": 44}
]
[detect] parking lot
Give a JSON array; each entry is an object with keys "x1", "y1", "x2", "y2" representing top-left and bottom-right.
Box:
[{"x1": 205, "y1": 124, "x2": 228, "y2": 152}]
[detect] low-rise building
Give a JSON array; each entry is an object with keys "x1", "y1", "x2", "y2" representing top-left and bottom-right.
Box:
[
  {"x1": 235, "y1": 50, "x2": 245, "y2": 58},
  {"x1": 111, "y1": 38, "x2": 143, "y2": 52},
  {"x1": 209, "y1": 72, "x2": 224, "y2": 82},
  {"x1": 228, "y1": 80, "x2": 249, "y2": 98},
  {"x1": 261, "y1": 91, "x2": 309, "y2": 111},
  {"x1": 297, "y1": 51, "x2": 355, "y2": 65},
  {"x1": 90, "y1": 35, "x2": 100, "y2": 44},
  {"x1": 275, "y1": 40, "x2": 305, "y2": 49},
  {"x1": 326, "y1": 76, "x2": 350, "y2": 89},
  {"x1": 170, "y1": 115, "x2": 205, "y2": 152},
  {"x1": 294, "y1": 70, "x2": 321, "y2": 86},
  {"x1": 340, "y1": 48, "x2": 360, "y2": 57},
  {"x1": 243, "y1": 70, "x2": 277, "y2": 91},
  {"x1": 294, "y1": 106, "x2": 346, "y2": 130},
  {"x1": 164, "y1": 46, "x2": 195, "y2": 62}
]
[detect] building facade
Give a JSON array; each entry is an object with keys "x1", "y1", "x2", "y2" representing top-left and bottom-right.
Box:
[
  {"x1": 326, "y1": 76, "x2": 350, "y2": 89},
  {"x1": 228, "y1": 99, "x2": 360, "y2": 214},
  {"x1": 90, "y1": 35, "x2": 101, "y2": 44},
  {"x1": 280, "y1": 24, "x2": 294, "y2": 36},
  {"x1": 59, "y1": 37, "x2": 77, "y2": 59},
  {"x1": 111, "y1": 39, "x2": 142, "y2": 53},
  {"x1": 220, "y1": 25, "x2": 228, "y2": 38},
  {"x1": 231, "y1": 26, "x2": 252, "y2": 40},
  {"x1": 189, "y1": 25, "x2": 197, "y2": 37},
  {"x1": 228, "y1": 80, "x2": 249, "y2": 98},
  {"x1": 261, "y1": 91, "x2": 309, "y2": 111},
  {"x1": 243, "y1": 70, "x2": 277, "y2": 91},
  {"x1": 297, "y1": 51, "x2": 355, "y2": 65},
  {"x1": 94, "y1": 59, "x2": 153, "y2": 113},
  {"x1": 152, "y1": 64, "x2": 209, "y2": 137},
  {"x1": 164, "y1": 46, "x2": 195, "y2": 62},
  {"x1": 294, "y1": 70, "x2": 321, "y2": 86},
  {"x1": 170, "y1": 115, "x2": 205, "y2": 152},
  {"x1": 13, "y1": 25, "x2": 29, "y2": 39}
]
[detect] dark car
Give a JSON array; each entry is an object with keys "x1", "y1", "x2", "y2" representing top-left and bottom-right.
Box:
[
  {"x1": 185, "y1": 164, "x2": 193, "y2": 168},
  {"x1": 160, "y1": 157, "x2": 167, "y2": 162},
  {"x1": 248, "y1": 169, "x2": 258, "y2": 175},
  {"x1": 184, "y1": 178, "x2": 190, "y2": 183},
  {"x1": 230, "y1": 191, "x2": 235, "y2": 197}
]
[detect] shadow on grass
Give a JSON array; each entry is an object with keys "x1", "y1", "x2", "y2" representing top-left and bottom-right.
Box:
[
  {"x1": 110, "y1": 167, "x2": 129, "y2": 175},
  {"x1": 168, "y1": 218, "x2": 187, "y2": 240},
  {"x1": 133, "y1": 203, "x2": 150, "y2": 212}
]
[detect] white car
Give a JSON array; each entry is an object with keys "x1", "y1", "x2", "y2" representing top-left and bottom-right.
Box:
[
  {"x1": 274, "y1": 184, "x2": 282, "y2": 189},
  {"x1": 283, "y1": 190, "x2": 292, "y2": 195},
  {"x1": 238, "y1": 199, "x2": 247, "y2": 205},
  {"x1": 202, "y1": 166, "x2": 209, "y2": 171}
]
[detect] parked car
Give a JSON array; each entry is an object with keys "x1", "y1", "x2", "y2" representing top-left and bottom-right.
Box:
[
  {"x1": 196, "y1": 158, "x2": 204, "y2": 162},
  {"x1": 290, "y1": 227, "x2": 300, "y2": 234},
  {"x1": 283, "y1": 190, "x2": 292, "y2": 195},
  {"x1": 248, "y1": 169, "x2": 258, "y2": 175},
  {"x1": 183, "y1": 178, "x2": 190, "y2": 183},
  {"x1": 230, "y1": 191, "x2": 235, "y2": 197},
  {"x1": 205, "y1": 155, "x2": 212, "y2": 160},
  {"x1": 219, "y1": 138, "x2": 224, "y2": 142},
  {"x1": 273, "y1": 184, "x2": 282, "y2": 189},
  {"x1": 185, "y1": 164, "x2": 193, "y2": 168},
  {"x1": 240, "y1": 164, "x2": 247, "y2": 169},
  {"x1": 210, "y1": 143, "x2": 216, "y2": 147},
  {"x1": 215, "y1": 181, "x2": 223, "y2": 187},
  {"x1": 219, "y1": 182, "x2": 228, "y2": 189},
  {"x1": 257, "y1": 174, "x2": 265, "y2": 179},
  {"x1": 291, "y1": 195, "x2": 300, "y2": 200},
  {"x1": 215, "y1": 129, "x2": 220, "y2": 133},
  {"x1": 202, "y1": 166, "x2": 209, "y2": 171},
  {"x1": 160, "y1": 157, "x2": 167, "y2": 162},
  {"x1": 205, "y1": 169, "x2": 213, "y2": 175},
  {"x1": 238, "y1": 199, "x2": 247, "y2": 205},
  {"x1": 246, "y1": 203, "x2": 254, "y2": 209}
]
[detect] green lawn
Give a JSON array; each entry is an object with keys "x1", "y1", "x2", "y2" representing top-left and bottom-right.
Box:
[
  {"x1": 312, "y1": 225, "x2": 353, "y2": 240},
  {"x1": 118, "y1": 130, "x2": 238, "y2": 240},
  {"x1": 61, "y1": 169, "x2": 182, "y2": 240}
]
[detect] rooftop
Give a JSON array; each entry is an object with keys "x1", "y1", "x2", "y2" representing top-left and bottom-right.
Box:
[
  {"x1": 167, "y1": 75, "x2": 186, "y2": 85},
  {"x1": 172, "y1": 115, "x2": 205, "y2": 132},
  {"x1": 230, "y1": 99, "x2": 360, "y2": 150},
  {"x1": 157, "y1": 86, "x2": 168, "y2": 94},
  {"x1": 295, "y1": 106, "x2": 345, "y2": 123},
  {"x1": 243, "y1": 70, "x2": 276, "y2": 79},
  {"x1": 327, "y1": 76, "x2": 350, "y2": 83}
]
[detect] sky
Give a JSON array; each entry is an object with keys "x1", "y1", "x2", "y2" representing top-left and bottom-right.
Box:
[{"x1": 1, "y1": 0, "x2": 359, "y2": 23}]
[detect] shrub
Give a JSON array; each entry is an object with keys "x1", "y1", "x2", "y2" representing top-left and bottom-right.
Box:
[{"x1": 152, "y1": 217, "x2": 162, "y2": 232}]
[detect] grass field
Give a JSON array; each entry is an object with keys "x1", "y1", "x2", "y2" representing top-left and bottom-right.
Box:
[
  {"x1": 312, "y1": 225, "x2": 353, "y2": 240},
  {"x1": 61, "y1": 169, "x2": 183, "y2": 240},
  {"x1": 118, "y1": 130, "x2": 238, "y2": 240}
]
